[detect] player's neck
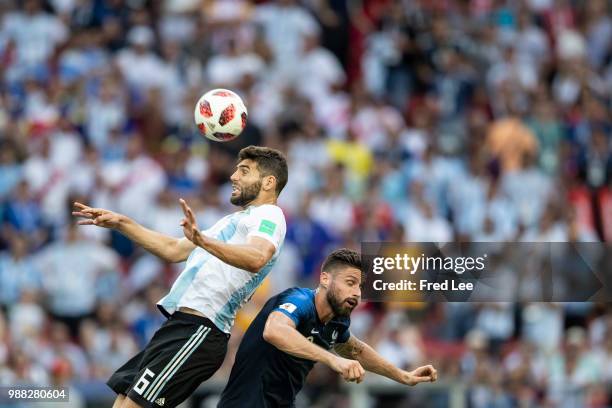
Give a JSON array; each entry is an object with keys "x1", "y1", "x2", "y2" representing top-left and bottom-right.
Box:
[
  {"x1": 243, "y1": 195, "x2": 276, "y2": 209},
  {"x1": 314, "y1": 289, "x2": 334, "y2": 324}
]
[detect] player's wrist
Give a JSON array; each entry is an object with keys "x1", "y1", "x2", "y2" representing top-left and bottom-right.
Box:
[
  {"x1": 324, "y1": 353, "x2": 340, "y2": 369},
  {"x1": 115, "y1": 214, "x2": 131, "y2": 231},
  {"x1": 192, "y1": 230, "x2": 207, "y2": 247},
  {"x1": 401, "y1": 371, "x2": 416, "y2": 386}
]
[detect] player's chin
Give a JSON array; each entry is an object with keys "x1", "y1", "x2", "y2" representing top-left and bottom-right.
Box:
[
  {"x1": 345, "y1": 298, "x2": 358, "y2": 309},
  {"x1": 340, "y1": 302, "x2": 357, "y2": 315},
  {"x1": 229, "y1": 194, "x2": 243, "y2": 205}
]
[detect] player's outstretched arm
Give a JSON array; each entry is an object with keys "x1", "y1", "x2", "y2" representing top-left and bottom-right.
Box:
[
  {"x1": 179, "y1": 199, "x2": 275, "y2": 273},
  {"x1": 72, "y1": 202, "x2": 195, "y2": 263},
  {"x1": 263, "y1": 311, "x2": 366, "y2": 383},
  {"x1": 334, "y1": 335, "x2": 437, "y2": 386}
]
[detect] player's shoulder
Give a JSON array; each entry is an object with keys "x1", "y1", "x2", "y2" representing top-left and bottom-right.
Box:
[
  {"x1": 276, "y1": 287, "x2": 315, "y2": 311},
  {"x1": 248, "y1": 204, "x2": 285, "y2": 218},
  {"x1": 280, "y1": 286, "x2": 314, "y2": 300},
  {"x1": 247, "y1": 204, "x2": 286, "y2": 229}
]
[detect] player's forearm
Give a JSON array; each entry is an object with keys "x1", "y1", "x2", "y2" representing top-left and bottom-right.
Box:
[
  {"x1": 195, "y1": 234, "x2": 267, "y2": 273},
  {"x1": 118, "y1": 217, "x2": 185, "y2": 263},
  {"x1": 263, "y1": 324, "x2": 336, "y2": 366},
  {"x1": 336, "y1": 337, "x2": 408, "y2": 384}
]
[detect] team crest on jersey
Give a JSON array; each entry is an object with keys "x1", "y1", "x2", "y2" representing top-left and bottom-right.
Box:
[
  {"x1": 330, "y1": 329, "x2": 339, "y2": 345},
  {"x1": 155, "y1": 397, "x2": 165, "y2": 406},
  {"x1": 279, "y1": 303, "x2": 297, "y2": 313}
]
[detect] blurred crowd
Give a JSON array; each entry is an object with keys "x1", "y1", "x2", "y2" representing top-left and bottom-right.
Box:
[{"x1": 0, "y1": 0, "x2": 610, "y2": 406}]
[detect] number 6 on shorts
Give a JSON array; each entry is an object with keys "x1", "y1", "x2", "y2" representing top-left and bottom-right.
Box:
[{"x1": 133, "y1": 368, "x2": 155, "y2": 395}]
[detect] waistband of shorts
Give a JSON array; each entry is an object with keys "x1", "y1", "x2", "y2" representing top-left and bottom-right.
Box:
[{"x1": 170, "y1": 311, "x2": 230, "y2": 338}]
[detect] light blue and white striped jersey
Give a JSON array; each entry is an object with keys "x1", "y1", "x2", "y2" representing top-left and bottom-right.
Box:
[{"x1": 157, "y1": 204, "x2": 286, "y2": 333}]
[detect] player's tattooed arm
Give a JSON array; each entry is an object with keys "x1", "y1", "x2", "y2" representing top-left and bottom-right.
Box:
[
  {"x1": 334, "y1": 335, "x2": 438, "y2": 386},
  {"x1": 334, "y1": 335, "x2": 366, "y2": 360}
]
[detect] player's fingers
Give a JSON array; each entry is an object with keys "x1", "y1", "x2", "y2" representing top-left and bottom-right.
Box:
[
  {"x1": 73, "y1": 202, "x2": 90, "y2": 210},
  {"x1": 422, "y1": 366, "x2": 437, "y2": 382},
  {"x1": 180, "y1": 201, "x2": 197, "y2": 224},
  {"x1": 185, "y1": 204, "x2": 196, "y2": 223},
  {"x1": 72, "y1": 211, "x2": 93, "y2": 218},
  {"x1": 77, "y1": 219, "x2": 95, "y2": 225},
  {"x1": 415, "y1": 365, "x2": 431, "y2": 376},
  {"x1": 179, "y1": 198, "x2": 190, "y2": 216},
  {"x1": 93, "y1": 213, "x2": 114, "y2": 225},
  {"x1": 355, "y1": 366, "x2": 365, "y2": 383},
  {"x1": 81, "y1": 208, "x2": 105, "y2": 217},
  {"x1": 350, "y1": 365, "x2": 360, "y2": 381}
]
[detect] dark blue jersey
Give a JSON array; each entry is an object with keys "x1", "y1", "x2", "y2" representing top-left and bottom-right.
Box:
[{"x1": 218, "y1": 287, "x2": 351, "y2": 408}]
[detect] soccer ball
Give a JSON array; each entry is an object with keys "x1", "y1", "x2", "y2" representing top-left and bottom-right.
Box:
[{"x1": 194, "y1": 89, "x2": 248, "y2": 142}]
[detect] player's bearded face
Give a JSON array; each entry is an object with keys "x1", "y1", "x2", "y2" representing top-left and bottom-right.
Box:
[
  {"x1": 326, "y1": 280, "x2": 359, "y2": 317},
  {"x1": 230, "y1": 177, "x2": 262, "y2": 206}
]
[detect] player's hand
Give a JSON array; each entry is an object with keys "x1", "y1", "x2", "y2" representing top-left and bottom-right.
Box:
[
  {"x1": 405, "y1": 364, "x2": 437, "y2": 386},
  {"x1": 180, "y1": 198, "x2": 203, "y2": 246},
  {"x1": 330, "y1": 356, "x2": 365, "y2": 383},
  {"x1": 72, "y1": 202, "x2": 124, "y2": 228}
]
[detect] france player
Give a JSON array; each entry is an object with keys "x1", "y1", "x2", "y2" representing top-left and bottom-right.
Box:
[
  {"x1": 73, "y1": 146, "x2": 288, "y2": 408},
  {"x1": 218, "y1": 248, "x2": 438, "y2": 408}
]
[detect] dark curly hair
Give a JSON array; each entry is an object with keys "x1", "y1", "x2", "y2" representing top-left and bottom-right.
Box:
[
  {"x1": 238, "y1": 146, "x2": 288, "y2": 196},
  {"x1": 321, "y1": 248, "x2": 363, "y2": 276}
]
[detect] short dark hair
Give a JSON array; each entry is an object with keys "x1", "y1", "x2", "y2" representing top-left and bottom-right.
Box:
[
  {"x1": 238, "y1": 146, "x2": 288, "y2": 196},
  {"x1": 321, "y1": 248, "x2": 362, "y2": 276}
]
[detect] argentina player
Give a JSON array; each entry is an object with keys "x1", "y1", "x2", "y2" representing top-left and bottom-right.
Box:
[
  {"x1": 72, "y1": 146, "x2": 288, "y2": 408},
  {"x1": 218, "y1": 249, "x2": 438, "y2": 408}
]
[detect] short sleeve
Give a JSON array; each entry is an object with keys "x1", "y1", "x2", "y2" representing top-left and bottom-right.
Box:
[
  {"x1": 271, "y1": 290, "x2": 312, "y2": 326},
  {"x1": 244, "y1": 205, "x2": 286, "y2": 250}
]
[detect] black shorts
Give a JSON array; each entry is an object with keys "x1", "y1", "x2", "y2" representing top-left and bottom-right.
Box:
[{"x1": 107, "y1": 311, "x2": 229, "y2": 408}]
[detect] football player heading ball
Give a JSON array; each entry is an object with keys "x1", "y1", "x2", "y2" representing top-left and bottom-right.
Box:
[{"x1": 73, "y1": 146, "x2": 288, "y2": 408}]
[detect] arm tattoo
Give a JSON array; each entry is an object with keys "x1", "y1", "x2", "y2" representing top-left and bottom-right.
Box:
[{"x1": 334, "y1": 336, "x2": 365, "y2": 359}]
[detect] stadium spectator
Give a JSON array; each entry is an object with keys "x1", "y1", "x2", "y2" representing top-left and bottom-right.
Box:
[
  {"x1": 0, "y1": 234, "x2": 41, "y2": 305},
  {"x1": 37, "y1": 223, "x2": 119, "y2": 337}
]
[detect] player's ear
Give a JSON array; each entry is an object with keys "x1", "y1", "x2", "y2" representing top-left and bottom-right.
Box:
[
  {"x1": 262, "y1": 175, "x2": 276, "y2": 192},
  {"x1": 320, "y1": 271, "x2": 330, "y2": 289}
]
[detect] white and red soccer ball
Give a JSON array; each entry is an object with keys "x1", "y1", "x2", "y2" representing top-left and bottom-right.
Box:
[{"x1": 194, "y1": 89, "x2": 248, "y2": 142}]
